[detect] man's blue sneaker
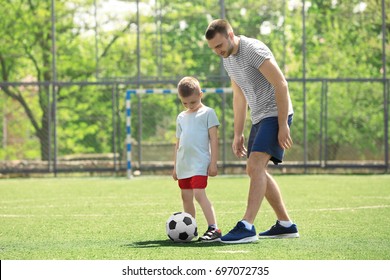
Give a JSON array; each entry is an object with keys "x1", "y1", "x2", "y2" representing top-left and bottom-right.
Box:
[
  {"x1": 221, "y1": 221, "x2": 258, "y2": 244},
  {"x1": 259, "y1": 221, "x2": 299, "y2": 239}
]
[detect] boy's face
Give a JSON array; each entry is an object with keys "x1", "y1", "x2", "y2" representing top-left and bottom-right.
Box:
[{"x1": 179, "y1": 92, "x2": 203, "y2": 112}]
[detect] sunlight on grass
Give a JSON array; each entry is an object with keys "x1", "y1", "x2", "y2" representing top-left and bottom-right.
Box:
[{"x1": 0, "y1": 175, "x2": 389, "y2": 260}]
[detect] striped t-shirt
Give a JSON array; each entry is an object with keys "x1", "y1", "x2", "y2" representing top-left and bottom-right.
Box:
[{"x1": 223, "y1": 35, "x2": 293, "y2": 124}]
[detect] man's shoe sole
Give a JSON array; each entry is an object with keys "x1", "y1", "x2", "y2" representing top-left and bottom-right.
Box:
[
  {"x1": 259, "y1": 232, "x2": 300, "y2": 239},
  {"x1": 220, "y1": 235, "x2": 258, "y2": 244}
]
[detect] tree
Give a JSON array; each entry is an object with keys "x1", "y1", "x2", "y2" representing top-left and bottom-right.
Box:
[
  {"x1": 0, "y1": 0, "x2": 388, "y2": 164},
  {"x1": 0, "y1": 0, "x2": 137, "y2": 160}
]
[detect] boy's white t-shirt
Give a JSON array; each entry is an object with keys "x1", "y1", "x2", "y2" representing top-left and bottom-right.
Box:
[{"x1": 175, "y1": 105, "x2": 220, "y2": 179}]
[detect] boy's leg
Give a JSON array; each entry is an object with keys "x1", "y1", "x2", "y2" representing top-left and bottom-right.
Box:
[
  {"x1": 195, "y1": 189, "x2": 222, "y2": 242},
  {"x1": 181, "y1": 189, "x2": 195, "y2": 218},
  {"x1": 192, "y1": 177, "x2": 222, "y2": 242},
  {"x1": 194, "y1": 188, "x2": 216, "y2": 226}
]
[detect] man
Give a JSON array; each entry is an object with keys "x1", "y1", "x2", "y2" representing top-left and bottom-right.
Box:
[{"x1": 205, "y1": 19, "x2": 299, "y2": 243}]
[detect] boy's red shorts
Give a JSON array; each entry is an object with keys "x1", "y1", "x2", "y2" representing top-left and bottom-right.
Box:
[{"x1": 178, "y1": 176, "x2": 208, "y2": 189}]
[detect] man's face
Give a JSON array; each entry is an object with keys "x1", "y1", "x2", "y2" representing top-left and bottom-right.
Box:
[{"x1": 207, "y1": 32, "x2": 234, "y2": 58}]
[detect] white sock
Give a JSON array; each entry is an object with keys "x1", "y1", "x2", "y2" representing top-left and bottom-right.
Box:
[
  {"x1": 279, "y1": 220, "x2": 293, "y2": 228},
  {"x1": 209, "y1": 224, "x2": 217, "y2": 230},
  {"x1": 241, "y1": 220, "x2": 253, "y2": 230}
]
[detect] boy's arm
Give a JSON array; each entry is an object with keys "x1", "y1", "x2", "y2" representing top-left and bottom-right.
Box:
[
  {"x1": 208, "y1": 126, "x2": 218, "y2": 177},
  {"x1": 172, "y1": 138, "x2": 179, "y2": 180}
]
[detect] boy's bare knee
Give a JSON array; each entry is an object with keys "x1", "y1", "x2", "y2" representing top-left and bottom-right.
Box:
[
  {"x1": 193, "y1": 188, "x2": 204, "y2": 198},
  {"x1": 181, "y1": 189, "x2": 193, "y2": 202}
]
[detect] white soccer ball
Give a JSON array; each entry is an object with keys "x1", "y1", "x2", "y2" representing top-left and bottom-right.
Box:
[{"x1": 166, "y1": 212, "x2": 198, "y2": 242}]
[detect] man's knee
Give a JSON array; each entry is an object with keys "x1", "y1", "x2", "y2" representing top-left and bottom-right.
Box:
[{"x1": 247, "y1": 152, "x2": 270, "y2": 176}]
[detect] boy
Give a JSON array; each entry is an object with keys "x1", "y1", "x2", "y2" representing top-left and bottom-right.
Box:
[{"x1": 172, "y1": 76, "x2": 222, "y2": 242}]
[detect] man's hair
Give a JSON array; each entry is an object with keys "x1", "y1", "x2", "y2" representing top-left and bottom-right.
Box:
[
  {"x1": 177, "y1": 76, "x2": 201, "y2": 98},
  {"x1": 205, "y1": 19, "x2": 233, "y2": 40}
]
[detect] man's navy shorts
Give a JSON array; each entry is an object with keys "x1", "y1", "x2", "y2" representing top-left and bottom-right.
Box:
[{"x1": 247, "y1": 114, "x2": 293, "y2": 165}]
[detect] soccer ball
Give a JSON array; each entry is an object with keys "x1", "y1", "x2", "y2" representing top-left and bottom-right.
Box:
[{"x1": 166, "y1": 212, "x2": 198, "y2": 242}]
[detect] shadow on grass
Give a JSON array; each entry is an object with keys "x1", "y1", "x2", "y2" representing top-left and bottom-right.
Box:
[{"x1": 124, "y1": 239, "x2": 227, "y2": 248}]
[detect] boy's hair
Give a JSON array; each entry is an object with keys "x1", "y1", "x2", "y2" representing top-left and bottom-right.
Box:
[
  {"x1": 177, "y1": 77, "x2": 201, "y2": 98},
  {"x1": 205, "y1": 19, "x2": 233, "y2": 40}
]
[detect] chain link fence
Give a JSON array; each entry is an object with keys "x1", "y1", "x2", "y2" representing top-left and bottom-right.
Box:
[
  {"x1": 1, "y1": 0, "x2": 389, "y2": 176},
  {"x1": 0, "y1": 78, "x2": 388, "y2": 176}
]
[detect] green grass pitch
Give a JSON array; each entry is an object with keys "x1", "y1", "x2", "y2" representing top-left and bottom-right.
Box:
[{"x1": 0, "y1": 175, "x2": 389, "y2": 260}]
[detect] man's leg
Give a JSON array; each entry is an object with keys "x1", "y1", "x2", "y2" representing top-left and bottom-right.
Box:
[
  {"x1": 242, "y1": 151, "x2": 270, "y2": 224},
  {"x1": 258, "y1": 173, "x2": 299, "y2": 238},
  {"x1": 220, "y1": 151, "x2": 268, "y2": 243},
  {"x1": 243, "y1": 154, "x2": 299, "y2": 239},
  {"x1": 265, "y1": 172, "x2": 290, "y2": 221}
]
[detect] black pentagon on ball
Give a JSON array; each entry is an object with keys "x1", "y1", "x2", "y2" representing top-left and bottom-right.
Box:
[
  {"x1": 183, "y1": 216, "x2": 193, "y2": 226},
  {"x1": 179, "y1": 232, "x2": 189, "y2": 240},
  {"x1": 168, "y1": 220, "x2": 177, "y2": 230}
]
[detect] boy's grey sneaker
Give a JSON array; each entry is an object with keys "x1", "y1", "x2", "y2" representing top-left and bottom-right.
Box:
[
  {"x1": 259, "y1": 220, "x2": 299, "y2": 239},
  {"x1": 220, "y1": 221, "x2": 258, "y2": 244},
  {"x1": 198, "y1": 227, "x2": 222, "y2": 242}
]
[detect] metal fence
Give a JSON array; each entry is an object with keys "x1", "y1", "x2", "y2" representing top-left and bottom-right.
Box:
[
  {"x1": 0, "y1": 78, "x2": 388, "y2": 176},
  {"x1": 1, "y1": 1, "x2": 388, "y2": 176}
]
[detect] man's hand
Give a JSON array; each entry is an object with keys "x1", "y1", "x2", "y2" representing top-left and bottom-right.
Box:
[
  {"x1": 278, "y1": 124, "x2": 293, "y2": 150},
  {"x1": 232, "y1": 135, "x2": 247, "y2": 158}
]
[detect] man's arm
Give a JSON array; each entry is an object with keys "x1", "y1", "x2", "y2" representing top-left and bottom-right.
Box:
[
  {"x1": 258, "y1": 59, "x2": 293, "y2": 150},
  {"x1": 231, "y1": 79, "x2": 248, "y2": 157}
]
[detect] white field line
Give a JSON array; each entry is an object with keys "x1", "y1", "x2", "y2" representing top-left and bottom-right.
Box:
[
  {"x1": 312, "y1": 205, "x2": 390, "y2": 212},
  {"x1": 0, "y1": 214, "x2": 109, "y2": 218},
  {"x1": 215, "y1": 250, "x2": 251, "y2": 254},
  {"x1": 0, "y1": 205, "x2": 389, "y2": 218},
  {"x1": 0, "y1": 202, "x2": 168, "y2": 209}
]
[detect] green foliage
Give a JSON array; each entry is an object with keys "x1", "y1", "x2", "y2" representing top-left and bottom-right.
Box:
[
  {"x1": 57, "y1": 85, "x2": 114, "y2": 155},
  {"x1": 0, "y1": 0, "x2": 389, "y2": 162},
  {"x1": 132, "y1": 94, "x2": 179, "y2": 143},
  {"x1": 304, "y1": 0, "x2": 386, "y2": 78}
]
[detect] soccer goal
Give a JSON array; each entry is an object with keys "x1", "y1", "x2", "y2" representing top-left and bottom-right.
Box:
[{"x1": 125, "y1": 88, "x2": 233, "y2": 179}]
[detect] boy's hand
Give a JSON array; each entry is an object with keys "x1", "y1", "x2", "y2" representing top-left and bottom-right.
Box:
[
  {"x1": 172, "y1": 170, "x2": 178, "y2": 181},
  {"x1": 208, "y1": 163, "x2": 218, "y2": 177}
]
